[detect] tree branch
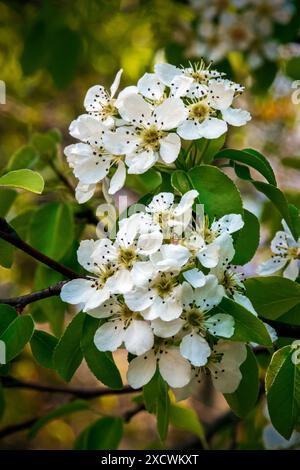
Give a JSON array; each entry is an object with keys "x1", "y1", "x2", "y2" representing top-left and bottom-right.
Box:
[
  {"x1": 265, "y1": 319, "x2": 300, "y2": 340},
  {"x1": 0, "y1": 217, "x2": 80, "y2": 279},
  {"x1": 1, "y1": 376, "x2": 140, "y2": 398},
  {"x1": 0, "y1": 281, "x2": 67, "y2": 308}
]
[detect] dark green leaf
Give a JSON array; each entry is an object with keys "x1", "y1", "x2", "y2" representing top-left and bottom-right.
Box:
[
  {"x1": 7, "y1": 145, "x2": 39, "y2": 171},
  {"x1": 171, "y1": 170, "x2": 191, "y2": 195},
  {"x1": 0, "y1": 188, "x2": 17, "y2": 217},
  {"x1": 170, "y1": 404, "x2": 207, "y2": 446},
  {"x1": 143, "y1": 371, "x2": 170, "y2": 442},
  {"x1": 232, "y1": 209, "x2": 260, "y2": 265},
  {"x1": 0, "y1": 315, "x2": 34, "y2": 362},
  {"x1": 225, "y1": 346, "x2": 259, "y2": 417},
  {"x1": 53, "y1": 313, "x2": 85, "y2": 381},
  {"x1": 286, "y1": 57, "x2": 300, "y2": 80},
  {"x1": 0, "y1": 305, "x2": 18, "y2": 335},
  {"x1": 74, "y1": 417, "x2": 123, "y2": 450},
  {"x1": 282, "y1": 157, "x2": 300, "y2": 171},
  {"x1": 81, "y1": 315, "x2": 122, "y2": 389},
  {"x1": 30, "y1": 330, "x2": 58, "y2": 369},
  {"x1": 0, "y1": 239, "x2": 14, "y2": 268}
]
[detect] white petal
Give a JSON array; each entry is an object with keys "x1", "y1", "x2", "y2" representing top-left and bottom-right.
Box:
[
  {"x1": 84, "y1": 84, "x2": 108, "y2": 111},
  {"x1": 173, "y1": 190, "x2": 198, "y2": 216},
  {"x1": 124, "y1": 320, "x2": 154, "y2": 355},
  {"x1": 60, "y1": 279, "x2": 93, "y2": 305},
  {"x1": 197, "y1": 243, "x2": 220, "y2": 268},
  {"x1": 194, "y1": 274, "x2": 224, "y2": 311},
  {"x1": 69, "y1": 114, "x2": 106, "y2": 145},
  {"x1": 137, "y1": 231, "x2": 163, "y2": 255},
  {"x1": 170, "y1": 74, "x2": 194, "y2": 98},
  {"x1": 126, "y1": 149, "x2": 157, "y2": 174},
  {"x1": 159, "y1": 347, "x2": 191, "y2": 388},
  {"x1": 103, "y1": 127, "x2": 138, "y2": 155},
  {"x1": 108, "y1": 160, "x2": 126, "y2": 195},
  {"x1": 118, "y1": 94, "x2": 152, "y2": 126},
  {"x1": 211, "y1": 214, "x2": 244, "y2": 235},
  {"x1": 75, "y1": 182, "x2": 96, "y2": 204},
  {"x1": 258, "y1": 256, "x2": 287, "y2": 276},
  {"x1": 127, "y1": 350, "x2": 157, "y2": 388},
  {"x1": 86, "y1": 296, "x2": 121, "y2": 318},
  {"x1": 151, "y1": 318, "x2": 184, "y2": 338},
  {"x1": 222, "y1": 108, "x2": 251, "y2": 126},
  {"x1": 211, "y1": 362, "x2": 242, "y2": 393},
  {"x1": 77, "y1": 239, "x2": 99, "y2": 273},
  {"x1": 215, "y1": 340, "x2": 247, "y2": 366},
  {"x1": 205, "y1": 314, "x2": 234, "y2": 338},
  {"x1": 146, "y1": 192, "x2": 174, "y2": 213},
  {"x1": 196, "y1": 117, "x2": 228, "y2": 139},
  {"x1": 130, "y1": 261, "x2": 156, "y2": 288},
  {"x1": 94, "y1": 320, "x2": 125, "y2": 352},
  {"x1": 183, "y1": 269, "x2": 206, "y2": 288},
  {"x1": 83, "y1": 287, "x2": 111, "y2": 311},
  {"x1": 155, "y1": 97, "x2": 188, "y2": 130},
  {"x1": 233, "y1": 292, "x2": 257, "y2": 316},
  {"x1": 150, "y1": 244, "x2": 191, "y2": 271},
  {"x1": 147, "y1": 292, "x2": 182, "y2": 321},
  {"x1": 177, "y1": 119, "x2": 204, "y2": 140},
  {"x1": 283, "y1": 259, "x2": 299, "y2": 281},
  {"x1": 271, "y1": 230, "x2": 289, "y2": 254},
  {"x1": 106, "y1": 269, "x2": 133, "y2": 294},
  {"x1": 214, "y1": 234, "x2": 235, "y2": 265},
  {"x1": 180, "y1": 333, "x2": 211, "y2": 367},
  {"x1": 124, "y1": 288, "x2": 155, "y2": 312},
  {"x1": 110, "y1": 69, "x2": 123, "y2": 98},
  {"x1": 159, "y1": 133, "x2": 181, "y2": 164},
  {"x1": 154, "y1": 63, "x2": 181, "y2": 86},
  {"x1": 137, "y1": 73, "x2": 165, "y2": 100},
  {"x1": 208, "y1": 80, "x2": 235, "y2": 110}
]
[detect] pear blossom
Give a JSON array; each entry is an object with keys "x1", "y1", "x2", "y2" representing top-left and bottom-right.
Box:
[
  {"x1": 114, "y1": 93, "x2": 188, "y2": 173},
  {"x1": 127, "y1": 341, "x2": 191, "y2": 389},
  {"x1": 92, "y1": 296, "x2": 154, "y2": 356},
  {"x1": 258, "y1": 220, "x2": 300, "y2": 280}
]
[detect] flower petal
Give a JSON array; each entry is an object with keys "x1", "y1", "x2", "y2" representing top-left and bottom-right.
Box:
[
  {"x1": 258, "y1": 257, "x2": 287, "y2": 276},
  {"x1": 126, "y1": 150, "x2": 157, "y2": 174},
  {"x1": 159, "y1": 347, "x2": 191, "y2": 388},
  {"x1": 146, "y1": 192, "x2": 174, "y2": 213},
  {"x1": 124, "y1": 320, "x2": 154, "y2": 355},
  {"x1": 151, "y1": 318, "x2": 184, "y2": 338},
  {"x1": 60, "y1": 279, "x2": 94, "y2": 305},
  {"x1": 159, "y1": 132, "x2": 181, "y2": 164},
  {"x1": 154, "y1": 63, "x2": 181, "y2": 86},
  {"x1": 196, "y1": 117, "x2": 227, "y2": 139},
  {"x1": 69, "y1": 114, "x2": 106, "y2": 145},
  {"x1": 283, "y1": 259, "x2": 299, "y2": 281},
  {"x1": 94, "y1": 320, "x2": 125, "y2": 352},
  {"x1": 118, "y1": 94, "x2": 152, "y2": 126},
  {"x1": 222, "y1": 107, "x2": 251, "y2": 126},
  {"x1": 208, "y1": 80, "x2": 235, "y2": 110},
  {"x1": 205, "y1": 313, "x2": 234, "y2": 338},
  {"x1": 173, "y1": 190, "x2": 198, "y2": 216},
  {"x1": 183, "y1": 268, "x2": 207, "y2": 288},
  {"x1": 106, "y1": 269, "x2": 133, "y2": 294},
  {"x1": 108, "y1": 160, "x2": 126, "y2": 195},
  {"x1": 127, "y1": 350, "x2": 157, "y2": 388},
  {"x1": 180, "y1": 333, "x2": 211, "y2": 367},
  {"x1": 211, "y1": 214, "x2": 244, "y2": 235},
  {"x1": 154, "y1": 97, "x2": 188, "y2": 130},
  {"x1": 137, "y1": 73, "x2": 165, "y2": 100},
  {"x1": 137, "y1": 231, "x2": 163, "y2": 255},
  {"x1": 110, "y1": 69, "x2": 123, "y2": 98},
  {"x1": 124, "y1": 288, "x2": 156, "y2": 312}
]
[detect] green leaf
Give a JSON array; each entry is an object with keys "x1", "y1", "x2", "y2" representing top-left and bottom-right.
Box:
[
  {"x1": 288, "y1": 204, "x2": 300, "y2": 240},
  {"x1": 225, "y1": 346, "x2": 259, "y2": 417},
  {"x1": 171, "y1": 170, "x2": 191, "y2": 195},
  {"x1": 219, "y1": 298, "x2": 272, "y2": 346},
  {"x1": 0, "y1": 305, "x2": 18, "y2": 335},
  {"x1": 245, "y1": 277, "x2": 300, "y2": 320},
  {"x1": 232, "y1": 209, "x2": 260, "y2": 265},
  {"x1": 0, "y1": 315, "x2": 34, "y2": 362},
  {"x1": 53, "y1": 313, "x2": 85, "y2": 381},
  {"x1": 126, "y1": 169, "x2": 162, "y2": 194},
  {"x1": 202, "y1": 134, "x2": 226, "y2": 164},
  {"x1": 0, "y1": 239, "x2": 14, "y2": 268},
  {"x1": 7, "y1": 145, "x2": 39, "y2": 171},
  {"x1": 143, "y1": 371, "x2": 170, "y2": 442},
  {"x1": 29, "y1": 202, "x2": 74, "y2": 260},
  {"x1": 0, "y1": 188, "x2": 17, "y2": 217},
  {"x1": 0, "y1": 169, "x2": 44, "y2": 194},
  {"x1": 30, "y1": 330, "x2": 58, "y2": 369},
  {"x1": 286, "y1": 57, "x2": 300, "y2": 80},
  {"x1": 282, "y1": 157, "x2": 300, "y2": 171},
  {"x1": 80, "y1": 315, "x2": 122, "y2": 390},
  {"x1": 170, "y1": 404, "x2": 207, "y2": 447},
  {"x1": 74, "y1": 417, "x2": 123, "y2": 450},
  {"x1": 188, "y1": 165, "x2": 243, "y2": 219},
  {"x1": 266, "y1": 346, "x2": 300, "y2": 439},
  {"x1": 29, "y1": 400, "x2": 89, "y2": 439},
  {"x1": 215, "y1": 148, "x2": 276, "y2": 185}
]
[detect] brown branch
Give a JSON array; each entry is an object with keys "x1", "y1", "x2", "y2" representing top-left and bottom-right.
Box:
[
  {"x1": 265, "y1": 319, "x2": 300, "y2": 340},
  {"x1": 1, "y1": 376, "x2": 140, "y2": 398},
  {"x1": 0, "y1": 281, "x2": 67, "y2": 308},
  {"x1": 0, "y1": 217, "x2": 80, "y2": 279}
]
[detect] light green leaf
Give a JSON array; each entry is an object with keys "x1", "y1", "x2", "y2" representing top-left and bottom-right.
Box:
[
  {"x1": 0, "y1": 169, "x2": 44, "y2": 194},
  {"x1": 53, "y1": 313, "x2": 85, "y2": 381},
  {"x1": 245, "y1": 277, "x2": 300, "y2": 320},
  {"x1": 7, "y1": 145, "x2": 39, "y2": 171},
  {"x1": 170, "y1": 404, "x2": 207, "y2": 447},
  {"x1": 143, "y1": 371, "x2": 170, "y2": 442},
  {"x1": 29, "y1": 400, "x2": 89, "y2": 439},
  {"x1": 225, "y1": 346, "x2": 259, "y2": 418},
  {"x1": 74, "y1": 417, "x2": 123, "y2": 450},
  {"x1": 266, "y1": 346, "x2": 300, "y2": 439},
  {"x1": 80, "y1": 315, "x2": 122, "y2": 390},
  {"x1": 188, "y1": 165, "x2": 243, "y2": 219},
  {"x1": 219, "y1": 297, "x2": 272, "y2": 346},
  {"x1": 232, "y1": 209, "x2": 260, "y2": 265},
  {"x1": 171, "y1": 170, "x2": 191, "y2": 195},
  {"x1": 30, "y1": 330, "x2": 58, "y2": 369},
  {"x1": 29, "y1": 202, "x2": 74, "y2": 260},
  {"x1": 0, "y1": 315, "x2": 34, "y2": 362}
]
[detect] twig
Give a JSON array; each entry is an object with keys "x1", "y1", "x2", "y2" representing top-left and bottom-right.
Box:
[
  {"x1": 265, "y1": 319, "x2": 300, "y2": 340},
  {"x1": 0, "y1": 418, "x2": 38, "y2": 439},
  {"x1": 0, "y1": 281, "x2": 67, "y2": 308},
  {"x1": 0, "y1": 217, "x2": 80, "y2": 279},
  {"x1": 1, "y1": 377, "x2": 140, "y2": 398},
  {"x1": 47, "y1": 158, "x2": 75, "y2": 195}
]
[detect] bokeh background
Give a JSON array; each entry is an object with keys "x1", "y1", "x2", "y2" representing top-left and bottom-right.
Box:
[{"x1": 0, "y1": 0, "x2": 300, "y2": 450}]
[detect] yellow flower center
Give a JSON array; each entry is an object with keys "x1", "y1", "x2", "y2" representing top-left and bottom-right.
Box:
[
  {"x1": 117, "y1": 247, "x2": 137, "y2": 269},
  {"x1": 189, "y1": 101, "x2": 211, "y2": 122},
  {"x1": 141, "y1": 126, "x2": 163, "y2": 151}
]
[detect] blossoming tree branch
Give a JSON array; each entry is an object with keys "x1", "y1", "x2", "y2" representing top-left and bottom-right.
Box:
[{"x1": 0, "y1": 61, "x2": 300, "y2": 447}]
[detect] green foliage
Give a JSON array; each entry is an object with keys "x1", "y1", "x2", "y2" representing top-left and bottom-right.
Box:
[
  {"x1": 232, "y1": 209, "x2": 260, "y2": 265},
  {"x1": 286, "y1": 57, "x2": 300, "y2": 80},
  {"x1": 266, "y1": 346, "x2": 300, "y2": 439},
  {"x1": 170, "y1": 404, "x2": 207, "y2": 447},
  {"x1": 29, "y1": 202, "x2": 74, "y2": 260},
  {"x1": 0, "y1": 382, "x2": 5, "y2": 420},
  {"x1": 80, "y1": 315, "x2": 123, "y2": 389},
  {"x1": 0, "y1": 169, "x2": 44, "y2": 194},
  {"x1": 0, "y1": 189, "x2": 17, "y2": 217},
  {"x1": 0, "y1": 239, "x2": 14, "y2": 268},
  {"x1": 143, "y1": 371, "x2": 170, "y2": 442},
  {"x1": 7, "y1": 145, "x2": 39, "y2": 171},
  {"x1": 0, "y1": 314, "x2": 34, "y2": 362},
  {"x1": 171, "y1": 170, "x2": 191, "y2": 195},
  {"x1": 225, "y1": 346, "x2": 259, "y2": 418},
  {"x1": 30, "y1": 330, "x2": 58, "y2": 369},
  {"x1": 188, "y1": 165, "x2": 243, "y2": 219},
  {"x1": 245, "y1": 276, "x2": 300, "y2": 320},
  {"x1": 29, "y1": 400, "x2": 89, "y2": 439},
  {"x1": 0, "y1": 305, "x2": 18, "y2": 334},
  {"x1": 74, "y1": 416, "x2": 123, "y2": 450},
  {"x1": 218, "y1": 298, "x2": 272, "y2": 346}
]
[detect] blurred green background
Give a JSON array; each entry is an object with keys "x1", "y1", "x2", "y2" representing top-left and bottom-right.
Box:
[{"x1": 0, "y1": 0, "x2": 300, "y2": 450}]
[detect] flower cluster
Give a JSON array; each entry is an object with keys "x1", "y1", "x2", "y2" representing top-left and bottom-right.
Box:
[
  {"x1": 64, "y1": 62, "x2": 250, "y2": 203},
  {"x1": 188, "y1": 0, "x2": 294, "y2": 69},
  {"x1": 61, "y1": 190, "x2": 257, "y2": 393},
  {"x1": 259, "y1": 220, "x2": 300, "y2": 280}
]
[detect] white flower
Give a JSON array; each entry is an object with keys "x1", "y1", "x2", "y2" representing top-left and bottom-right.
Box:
[
  {"x1": 69, "y1": 114, "x2": 108, "y2": 146},
  {"x1": 154, "y1": 62, "x2": 223, "y2": 99},
  {"x1": 177, "y1": 78, "x2": 250, "y2": 140},
  {"x1": 92, "y1": 296, "x2": 154, "y2": 356},
  {"x1": 258, "y1": 220, "x2": 300, "y2": 280},
  {"x1": 125, "y1": 244, "x2": 190, "y2": 321},
  {"x1": 127, "y1": 343, "x2": 191, "y2": 389},
  {"x1": 83, "y1": 69, "x2": 124, "y2": 126},
  {"x1": 191, "y1": 341, "x2": 247, "y2": 393},
  {"x1": 137, "y1": 72, "x2": 165, "y2": 101},
  {"x1": 114, "y1": 93, "x2": 187, "y2": 173},
  {"x1": 178, "y1": 280, "x2": 233, "y2": 367},
  {"x1": 75, "y1": 181, "x2": 97, "y2": 204}
]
